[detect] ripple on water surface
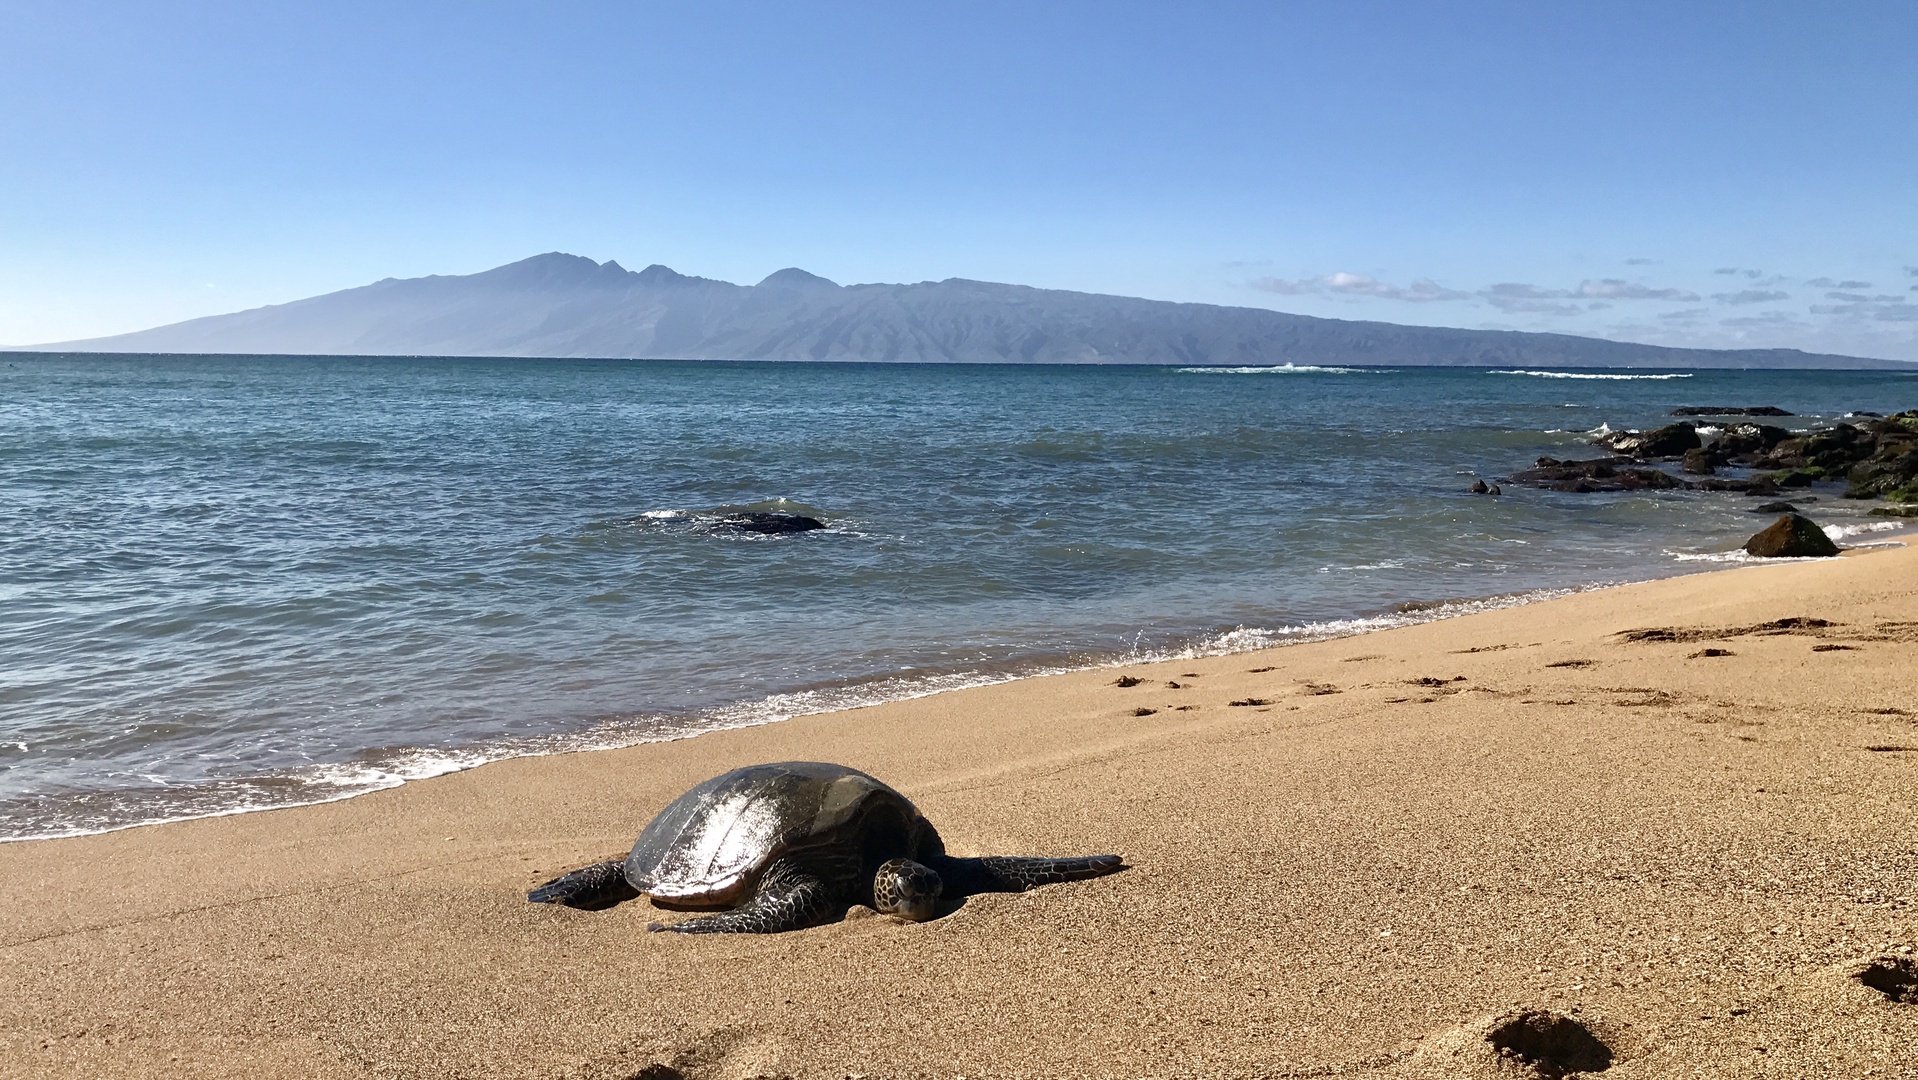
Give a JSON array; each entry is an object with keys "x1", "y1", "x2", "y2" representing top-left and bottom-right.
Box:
[{"x1": 1, "y1": 356, "x2": 1912, "y2": 838}]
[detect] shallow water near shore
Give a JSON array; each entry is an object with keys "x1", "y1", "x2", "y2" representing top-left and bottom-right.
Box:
[{"x1": 2, "y1": 354, "x2": 1913, "y2": 839}]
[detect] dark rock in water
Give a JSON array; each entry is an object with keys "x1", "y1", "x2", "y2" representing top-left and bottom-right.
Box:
[
  {"x1": 1468, "y1": 479, "x2": 1489, "y2": 494},
  {"x1": 1767, "y1": 469, "x2": 1822, "y2": 489},
  {"x1": 1750, "y1": 500, "x2": 1799, "y2": 513},
  {"x1": 1680, "y1": 447, "x2": 1717, "y2": 475},
  {"x1": 714, "y1": 511, "x2": 828, "y2": 535},
  {"x1": 1506, "y1": 456, "x2": 1685, "y2": 492},
  {"x1": 1671, "y1": 406, "x2": 1794, "y2": 417},
  {"x1": 1743, "y1": 514, "x2": 1839, "y2": 558},
  {"x1": 1713, "y1": 423, "x2": 1795, "y2": 461},
  {"x1": 1598, "y1": 422, "x2": 1701, "y2": 459},
  {"x1": 1690, "y1": 477, "x2": 1757, "y2": 492},
  {"x1": 1841, "y1": 414, "x2": 1918, "y2": 498},
  {"x1": 1487, "y1": 484, "x2": 1501, "y2": 496}
]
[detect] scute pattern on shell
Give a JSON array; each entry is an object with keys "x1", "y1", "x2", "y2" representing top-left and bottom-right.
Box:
[{"x1": 624, "y1": 762, "x2": 902, "y2": 905}]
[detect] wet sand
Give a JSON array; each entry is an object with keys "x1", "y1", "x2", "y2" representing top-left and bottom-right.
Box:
[{"x1": 4, "y1": 544, "x2": 1917, "y2": 1079}]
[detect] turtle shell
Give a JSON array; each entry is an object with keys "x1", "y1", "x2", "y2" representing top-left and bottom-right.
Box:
[{"x1": 624, "y1": 761, "x2": 929, "y2": 906}]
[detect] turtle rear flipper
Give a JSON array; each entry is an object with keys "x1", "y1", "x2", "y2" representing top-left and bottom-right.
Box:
[
  {"x1": 528, "y1": 859, "x2": 639, "y2": 909},
  {"x1": 975, "y1": 854, "x2": 1124, "y2": 891},
  {"x1": 652, "y1": 861, "x2": 838, "y2": 934}
]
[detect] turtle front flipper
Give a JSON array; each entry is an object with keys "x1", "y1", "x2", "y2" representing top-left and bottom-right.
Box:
[
  {"x1": 528, "y1": 859, "x2": 639, "y2": 909},
  {"x1": 652, "y1": 861, "x2": 838, "y2": 934}
]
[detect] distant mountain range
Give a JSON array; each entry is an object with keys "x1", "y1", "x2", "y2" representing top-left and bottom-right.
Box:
[{"x1": 27, "y1": 253, "x2": 1911, "y2": 368}]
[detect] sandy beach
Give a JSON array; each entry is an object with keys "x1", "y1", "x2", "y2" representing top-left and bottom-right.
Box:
[{"x1": 5, "y1": 543, "x2": 1917, "y2": 1079}]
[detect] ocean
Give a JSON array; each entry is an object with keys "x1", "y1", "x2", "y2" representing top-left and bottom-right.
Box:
[{"x1": 3, "y1": 354, "x2": 1912, "y2": 840}]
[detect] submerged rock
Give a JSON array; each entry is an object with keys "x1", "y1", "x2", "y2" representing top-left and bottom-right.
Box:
[
  {"x1": 1506, "y1": 456, "x2": 1685, "y2": 492},
  {"x1": 1749, "y1": 500, "x2": 1799, "y2": 514},
  {"x1": 1671, "y1": 405, "x2": 1794, "y2": 417},
  {"x1": 1743, "y1": 513, "x2": 1840, "y2": 558},
  {"x1": 714, "y1": 511, "x2": 828, "y2": 535}
]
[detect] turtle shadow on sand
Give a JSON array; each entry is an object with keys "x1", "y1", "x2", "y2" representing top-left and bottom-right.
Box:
[{"x1": 529, "y1": 761, "x2": 1125, "y2": 933}]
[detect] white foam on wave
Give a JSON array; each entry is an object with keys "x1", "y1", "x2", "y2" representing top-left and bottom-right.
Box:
[
  {"x1": 1176, "y1": 363, "x2": 1381, "y2": 375},
  {"x1": 1491, "y1": 370, "x2": 1693, "y2": 381},
  {"x1": 1119, "y1": 587, "x2": 1587, "y2": 661},
  {"x1": 1668, "y1": 549, "x2": 1821, "y2": 563},
  {"x1": 1824, "y1": 520, "x2": 1907, "y2": 540}
]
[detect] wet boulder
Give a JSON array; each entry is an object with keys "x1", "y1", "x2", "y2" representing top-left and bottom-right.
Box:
[
  {"x1": 1713, "y1": 423, "x2": 1795, "y2": 462},
  {"x1": 1598, "y1": 422, "x2": 1701, "y2": 459},
  {"x1": 1743, "y1": 513, "x2": 1840, "y2": 558},
  {"x1": 1842, "y1": 415, "x2": 1918, "y2": 499},
  {"x1": 714, "y1": 511, "x2": 828, "y2": 535},
  {"x1": 1680, "y1": 446, "x2": 1718, "y2": 474}
]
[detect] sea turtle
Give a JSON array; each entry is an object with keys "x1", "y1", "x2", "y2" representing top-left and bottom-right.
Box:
[{"x1": 528, "y1": 761, "x2": 1124, "y2": 933}]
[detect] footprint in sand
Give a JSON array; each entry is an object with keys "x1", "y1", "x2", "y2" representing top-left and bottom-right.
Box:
[
  {"x1": 1855, "y1": 955, "x2": 1918, "y2": 1004},
  {"x1": 1408, "y1": 1008, "x2": 1614, "y2": 1078}
]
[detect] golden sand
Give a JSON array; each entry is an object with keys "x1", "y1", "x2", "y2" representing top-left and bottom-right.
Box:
[{"x1": 5, "y1": 545, "x2": 1917, "y2": 1078}]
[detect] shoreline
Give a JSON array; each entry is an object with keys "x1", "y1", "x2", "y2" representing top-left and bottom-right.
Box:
[
  {"x1": 9, "y1": 521, "x2": 1911, "y2": 845},
  {"x1": 6, "y1": 542, "x2": 1917, "y2": 1077},
  {"x1": 3, "y1": 581, "x2": 1614, "y2": 844}
]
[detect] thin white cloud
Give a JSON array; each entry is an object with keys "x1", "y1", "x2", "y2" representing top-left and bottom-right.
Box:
[
  {"x1": 1807, "y1": 277, "x2": 1873, "y2": 289},
  {"x1": 1251, "y1": 272, "x2": 1468, "y2": 302},
  {"x1": 1721, "y1": 311, "x2": 1807, "y2": 329},
  {"x1": 1712, "y1": 289, "x2": 1790, "y2": 305},
  {"x1": 1575, "y1": 279, "x2": 1701, "y2": 301}
]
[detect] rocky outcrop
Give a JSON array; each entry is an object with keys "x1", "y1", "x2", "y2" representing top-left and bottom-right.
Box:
[
  {"x1": 1842, "y1": 412, "x2": 1918, "y2": 500},
  {"x1": 1743, "y1": 513, "x2": 1840, "y2": 558},
  {"x1": 1501, "y1": 409, "x2": 1917, "y2": 508}
]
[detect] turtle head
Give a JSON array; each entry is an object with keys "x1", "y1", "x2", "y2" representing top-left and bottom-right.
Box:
[{"x1": 872, "y1": 858, "x2": 942, "y2": 921}]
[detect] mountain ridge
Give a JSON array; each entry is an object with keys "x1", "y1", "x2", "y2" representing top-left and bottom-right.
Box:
[{"x1": 23, "y1": 252, "x2": 1910, "y2": 369}]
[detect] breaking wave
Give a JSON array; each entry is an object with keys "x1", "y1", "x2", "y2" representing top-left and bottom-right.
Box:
[
  {"x1": 1177, "y1": 363, "x2": 1380, "y2": 375},
  {"x1": 1490, "y1": 370, "x2": 1694, "y2": 381}
]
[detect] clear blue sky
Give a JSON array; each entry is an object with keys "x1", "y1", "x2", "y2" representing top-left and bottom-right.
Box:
[{"x1": 4, "y1": 1, "x2": 1915, "y2": 358}]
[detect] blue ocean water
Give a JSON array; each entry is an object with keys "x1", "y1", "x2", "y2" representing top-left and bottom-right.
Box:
[{"x1": 2, "y1": 355, "x2": 1913, "y2": 839}]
